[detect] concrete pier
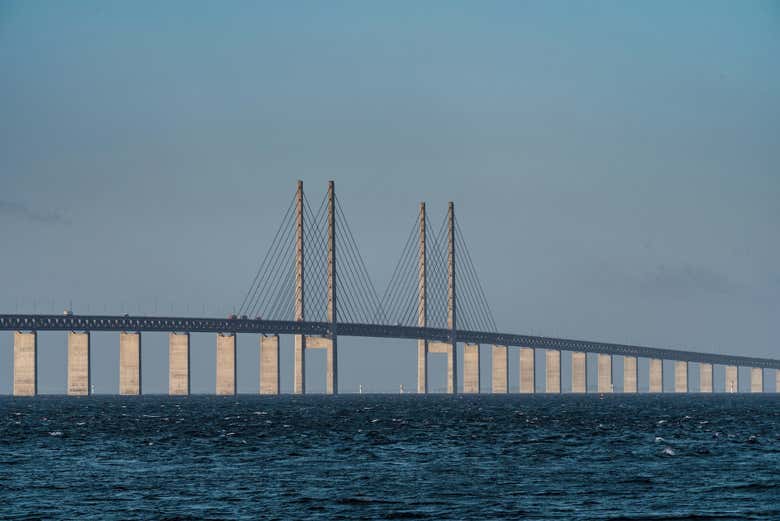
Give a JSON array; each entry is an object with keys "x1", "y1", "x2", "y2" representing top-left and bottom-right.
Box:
[
  {"x1": 699, "y1": 363, "x2": 713, "y2": 393},
  {"x1": 429, "y1": 341, "x2": 455, "y2": 393},
  {"x1": 294, "y1": 334, "x2": 305, "y2": 394},
  {"x1": 325, "y1": 339, "x2": 337, "y2": 395},
  {"x1": 168, "y1": 332, "x2": 190, "y2": 396},
  {"x1": 119, "y1": 332, "x2": 141, "y2": 395},
  {"x1": 260, "y1": 335, "x2": 280, "y2": 394},
  {"x1": 777, "y1": 370, "x2": 780, "y2": 393},
  {"x1": 13, "y1": 331, "x2": 37, "y2": 396},
  {"x1": 491, "y1": 345, "x2": 508, "y2": 393},
  {"x1": 597, "y1": 354, "x2": 612, "y2": 393},
  {"x1": 675, "y1": 361, "x2": 688, "y2": 393},
  {"x1": 520, "y1": 347, "x2": 535, "y2": 393},
  {"x1": 750, "y1": 368, "x2": 762, "y2": 393},
  {"x1": 623, "y1": 356, "x2": 637, "y2": 393},
  {"x1": 463, "y1": 343, "x2": 480, "y2": 393},
  {"x1": 417, "y1": 340, "x2": 428, "y2": 394},
  {"x1": 67, "y1": 331, "x2": 90, "y2": 396},
  {"x1": 304, "y1": 336, "x2": 337, "y2": 394},
  {"x1": 546, "y1": 349, "x2": 561, "y2": 393},
  {"x1": 216, "y1": 333, "x2": 236, "y2": 396},
  {"x1": 571, "y1": 352, "x2": 586, "y2": 393},
  {"x1": 725, "y1": 365, "x2": 738, "y2": 393},
  {"x1": 649, "y1": 358, "x2": 663, "y2": 393}
]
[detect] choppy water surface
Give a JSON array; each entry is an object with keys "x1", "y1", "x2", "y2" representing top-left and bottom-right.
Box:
[{"x1": 1, "y1": 395, "x2": 778, "y2": 520}]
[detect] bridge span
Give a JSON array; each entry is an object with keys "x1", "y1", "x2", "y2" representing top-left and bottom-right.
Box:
[
  {"x1": 2, "y1": 313, "x2": 778, "y2": 395},
  {"x1": 2, "y1": 181, "x2": 778, "y2": 395}
]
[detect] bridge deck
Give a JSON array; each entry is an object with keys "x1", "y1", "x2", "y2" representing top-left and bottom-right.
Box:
[{"x1": 1, "y1": 314, "x2": 778, "y2": 369}]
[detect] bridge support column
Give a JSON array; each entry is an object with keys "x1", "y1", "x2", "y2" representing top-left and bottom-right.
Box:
[
  {"x1": 120, "y1": 332, "x2": 141, "y2": 395},
  {"x1": 520, "y1": 347, "x2": 535, "y2": 393},
  {"x1": 304, "y1": 336, "x2": 337, "y2": 394},
  {"x1": 699, "y1": 363, "x2": 713, "y2": 393},
  {"x1": 67, "y1": 331, "x2": 90, "y2": 396},
  {"x1": 216, "y1": 333, "x2": 236, "y2": 396},
  {"x1": 326, "y1": 339, "x2": 337, "y2": 395},
  {"x1": 417, "y1": 340, "x2": 428, "y2": 394},
  {"x1": 13, "y1": 331, "x2": 37, "y2": 396},
  {"x1": 675, "y1": 361, "x2": 688, "y2": 393},
  {"x1": 463, "y1": 343, "x2": 480, "y2": 393},
  {"x1": 294, "y1": 335, "x2": 305, "y2": 394},
  {"x1": 750, "y1": 368, "x2": 763, "y2": 393},
  {"x1": 649, "y1": 359, "x2": 663, "y2": 393},
  {"x1": 623, "y1": 356, "x2": 637, "y2": 393},
  {"x1": 446, "y1": 345, "x2": 455, "y2": 394},
  {"x1": 546, "y1": 349, "x2": 561, "y2": 393},
  {"x1": 725, "y1": 365, "x2": 738, "y2": 393},
  {"x1": 776, "y1": 370, "x2": 780, "y2": 393},
  {"x1": 429, "y1": 341, "x2": 455, "y2": 393},
  {"x1": 260, "y1": 335, "x2": 280, "y2": 394},
  {"x1": 492, "y1": 345, "x2": 508, "y2": 393},
  {"x1": 598, "y1": 354, "x2": 612, "y2": 393},
  {"x1": 571, "y1": 352, "x2": 586, "y2": 393},
  {"x1": 169, "y1": 332, "x2": 190, "y2": 396}
]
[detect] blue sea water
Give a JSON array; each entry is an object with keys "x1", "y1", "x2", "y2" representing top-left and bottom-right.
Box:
[{"x1": 0, "y1": 395, "x2": 778, "y2": 520}]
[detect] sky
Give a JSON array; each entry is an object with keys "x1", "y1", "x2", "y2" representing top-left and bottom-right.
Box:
[{"x1": 1, "y1": 1, "x2": 778, "y2": 393}]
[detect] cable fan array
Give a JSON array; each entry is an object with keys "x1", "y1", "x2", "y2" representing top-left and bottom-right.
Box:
[
  {"x1": 237, "y1": 190, "x2": 385, "y2": 324},
  {"x1": 380, "y1": 207, "x2": 496, "y2": 332},
  {"x1": 238, "y1": 186, "x2": 495, "y2": 331}
]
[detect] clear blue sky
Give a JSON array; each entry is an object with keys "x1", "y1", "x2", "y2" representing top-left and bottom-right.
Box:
[{"x1": 1, "y1": 1, "x2": 778, "y2": 393}]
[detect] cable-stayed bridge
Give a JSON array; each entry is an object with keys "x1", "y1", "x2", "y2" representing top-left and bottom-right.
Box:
[{"x1": 2, "y1": 181, "x2": 778, "y2": 396}]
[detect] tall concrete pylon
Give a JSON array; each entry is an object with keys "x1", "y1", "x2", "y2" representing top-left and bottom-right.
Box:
[
  {"x1": 417, "y1": 202, "x2": 428, "y2": 394},
  {"x1": 293, "y1": 180, "x2": 306, "y2": 394},
  {"x1": 325, "y1": 180, "x2": 338, "y2": 395},
  {"x1": 447, "y1": 201, "x2": 458, "y2": 394}
]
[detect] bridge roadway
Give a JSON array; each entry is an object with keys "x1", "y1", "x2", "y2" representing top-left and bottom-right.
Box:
[{"x1": 2, "y1": 314, "x2": 778, "y2": 370}]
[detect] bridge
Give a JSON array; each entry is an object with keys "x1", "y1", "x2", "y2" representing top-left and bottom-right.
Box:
[{"x1": 2, "y1": 181, "x2": 778, "y2": 396}]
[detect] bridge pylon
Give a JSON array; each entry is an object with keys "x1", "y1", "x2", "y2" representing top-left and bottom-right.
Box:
[
  {"x1": 293, "y1": 180, "x2": 306, "y2": 394},
  {"x1": 417, "y1": 202, "x2": 428, "y2": 394},
  {"x1": 325, "y1": 180, "x2": 338, "y2": 394},
  {"x1": 447, "y1": 201, "x2": 458, "y2": 394}
]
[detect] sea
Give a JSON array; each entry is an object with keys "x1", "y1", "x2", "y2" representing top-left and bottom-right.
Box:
[{"x1": 1, "y1": 395, "x2": 778, "y2": 520}]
